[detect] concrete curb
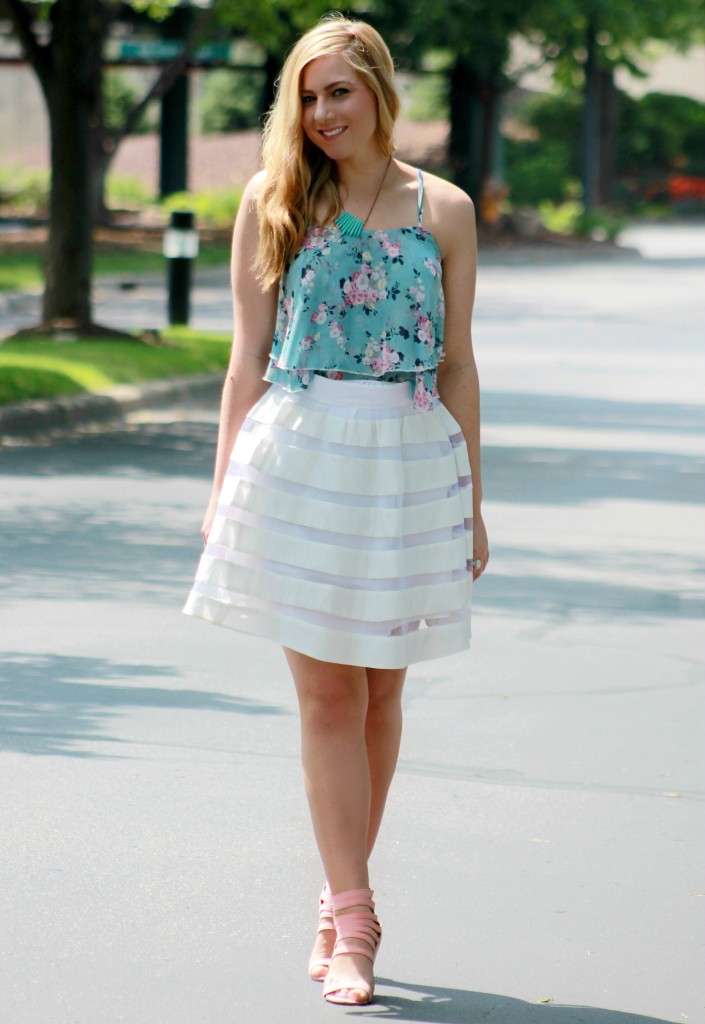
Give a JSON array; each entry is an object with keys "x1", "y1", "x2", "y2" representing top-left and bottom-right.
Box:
[{"x1": 0, "y1": 372, "x2": 223, "y2": 440}]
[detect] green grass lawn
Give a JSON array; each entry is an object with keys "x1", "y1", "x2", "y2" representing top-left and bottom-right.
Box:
[
  {"x1": 0, "y1": 245, "x2": 232, "y2": 292},
  {"x1": 0, "y1": 327, "x2": 231, "y2": 406}
]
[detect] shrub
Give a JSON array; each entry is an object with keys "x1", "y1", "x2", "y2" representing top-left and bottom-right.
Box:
[
  {"x1": 200, "y1": 69, "x2": 264, "y2": 133},
  {"x1": 0, "y1": 167, "x2": 50, "y2": 216},
  {"x1": 403, "y1": 73, "x2": 449, "y2": 122},
  {"x1": 539, "y1": 200, "x2": 627, "y2": 240},
  {"x1": 103, "y1": 71, "x2": 157, "y2": 134},
  {"x1": 162, "y1": 188, "x2": 243, "y2": 228},
  {"x1": 504, "y1": 88, "x2": 705, "y2": 208},
  {"x1": 107, "y1": 176, "x2": 154, "y2": 209},
  {"x1": 505, "y1": 138, "x2": 579, "y2": 205},
  {"x1": 504, "y1": 92, "x2": 581, "y2": 205},
  {"x1": 618, "y1": 92, "x2": 705, "y2": 176}
]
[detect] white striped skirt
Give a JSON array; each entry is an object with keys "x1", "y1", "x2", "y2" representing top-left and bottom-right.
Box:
[{"x1": 183, "y1": 375, "x2": 473, "y2": 669}]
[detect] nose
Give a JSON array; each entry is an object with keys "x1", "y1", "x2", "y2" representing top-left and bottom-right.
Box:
[{"x1": 313, "y1": 95, "x2": 333, "y2": 125}]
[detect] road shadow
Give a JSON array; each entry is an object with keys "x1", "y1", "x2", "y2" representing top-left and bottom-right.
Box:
[
  {"x1": 0, "y1": 391, "x2": 702, "y2": 618},
  {"x1": 0, "y1": 416, "x2": 219, "y2": 479},
  {"x1": 0, "y1": 652, "x2": 287, "y2": 757},
  {"x1": 361, "y1": 978, "x2": 672, "y2": 1024},
  {"x1": 478, "y1": 242, "x2": 705, "y2": 271},
  {"x1": 481, "y1": 392, "x2": 704, "y2": 509},
  {"x1": 483, "y1": 392, "x2": 705, "y2": 437},
  {"x1": 474, "y1": 561, "x2": 705, "y2": 623},
  {"x1": 484, "y1": 442, "x2": 703, "y2": 507},
  {"x1": 0, "y1": 500, "x2": 202, "y2": 603},
  {"x1": 0, "y1": 391, "x2": 700, "y2": 618}
]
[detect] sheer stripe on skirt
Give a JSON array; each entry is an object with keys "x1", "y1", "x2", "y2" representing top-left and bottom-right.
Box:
[{"x1": 183, "y1": 375, "x2": 473, "y2": 668}]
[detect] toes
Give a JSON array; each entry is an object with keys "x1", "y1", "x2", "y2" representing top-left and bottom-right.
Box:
[{"x1": 326, "y1": 987, "x2": 370, "y2": 1006}]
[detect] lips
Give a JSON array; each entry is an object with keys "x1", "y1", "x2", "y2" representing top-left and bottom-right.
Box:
[{"x1": 320, "y1": 126, "x2": 347, "y2": 138}]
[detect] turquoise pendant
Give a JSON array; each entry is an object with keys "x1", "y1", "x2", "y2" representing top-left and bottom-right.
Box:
[{"x1": 336, "y1": 211, "x2": 364, "y2": 237}]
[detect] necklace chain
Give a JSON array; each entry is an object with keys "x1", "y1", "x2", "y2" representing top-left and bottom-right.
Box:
[
  {"x1": 335, "y1": 157, "x2": 393, "y2": 238},
  {"x1": 360, "y1": 156, "x2": 393, "y2": 230}
]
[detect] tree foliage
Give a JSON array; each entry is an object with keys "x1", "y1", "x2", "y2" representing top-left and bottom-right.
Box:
[
  {"x1": 526, "y1": 0, "x2": 705, "y2": 82},
  {"x1": 618, "y1": 92, "x2": 705, "y2": 174},
  {"x1": 3, "y1": 0, "x2": 704, "y2": 335},
  {"x1": 104, "y1": 71, "x2": 157, "y2": 134},
  {"x1": 200, "y1": 68, "x2": 264, "y2": 132},
  {"x1": 505, "y1": 88, "x2": 705, "y2": 206},
  {"x1": 1, "y1": 0, "x2": 216, "y2": 336}
]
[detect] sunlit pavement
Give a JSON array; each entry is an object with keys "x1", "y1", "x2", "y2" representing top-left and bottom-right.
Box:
[{"x1": 0, "y1": 225, "x2": 703, "y2": 1024}]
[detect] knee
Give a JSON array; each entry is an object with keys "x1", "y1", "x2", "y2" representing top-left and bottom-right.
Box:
[
  {"x1": 366, "y1": 694, "x2": 402, "y2": 735},
  {"x1": 297, "y1": 667, "x2": 368, "y2": 732},
  {"x1": 366, "y1": 669, "x2": 405, "y2": 718}
]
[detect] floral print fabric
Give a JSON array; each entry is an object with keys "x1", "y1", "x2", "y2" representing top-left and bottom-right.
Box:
[{"x1": 264, "y1": 219, "x2": 445, "y2": 411}]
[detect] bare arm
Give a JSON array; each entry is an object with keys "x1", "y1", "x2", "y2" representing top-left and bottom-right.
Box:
[
  {"x1": 433, "y1": 190, "x2": 490, "y2": 577},
  {"x1": 201, "y1": 174, "x2": 279, "y2": 542}
]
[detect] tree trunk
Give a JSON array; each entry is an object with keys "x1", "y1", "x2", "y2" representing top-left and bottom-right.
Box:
[
  {"x1": 448, "y1": 57, "x2": 484, "y2": 203},
  {"x1": 90, "y1": 143, "x2": 114, "y2": 227},
  {"x1": 89, "y1": 53, "x2": 114, "y2": 227},
  {"x1": 580, "y1": 20, "x2": 601, "y2": 213},
  {"x1": 260, "y1": 52, "x2": 279, "y2": 118},
  {"x1": 479, "y1": 82, "x2": 502, "y2": 188},
  {"x1": 598, "y1": 66, "x2": 620, "y2": 205},
  {"x1": 41, "y1": 0, "x2": 104, "y2": 326},
  {"x1": 449, "y1": 57, "x2": 504, "y2": 222},
  {"x1": 160, "y1": 73, "x2": 189, "y2": 198}
]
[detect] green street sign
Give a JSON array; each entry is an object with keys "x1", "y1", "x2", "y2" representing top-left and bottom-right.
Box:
[{"x1": 116, "y1": 41, "x2": 231, "y2": 63}]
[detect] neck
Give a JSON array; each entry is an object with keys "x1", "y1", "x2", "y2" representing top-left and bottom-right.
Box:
[{"x1": 335, "y1": 150, "x2": 391, "y2": 198}]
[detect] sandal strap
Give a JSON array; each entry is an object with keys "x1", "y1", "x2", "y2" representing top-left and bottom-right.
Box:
[
  {"x1": 317, "y1": 882, "x2": 335, "y2": 936},
  {"x1": 330, "y1": 887, "x2": 376, "y2": 914},
  {"x1": 330, "y1": 888, "x2": 382, "y2": 963},
  {"x1": 309, "y1": 883, "x2": 335, "y2": 981}
]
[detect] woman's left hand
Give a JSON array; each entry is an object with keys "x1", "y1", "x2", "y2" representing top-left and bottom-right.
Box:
[{"x1": 472, "y1": 512, "x2": 489, "y2": 580}]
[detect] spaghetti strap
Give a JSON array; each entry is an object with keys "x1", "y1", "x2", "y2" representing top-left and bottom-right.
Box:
[{"x1": 417, "y1": 168, "x2": 424, "y2": 226}]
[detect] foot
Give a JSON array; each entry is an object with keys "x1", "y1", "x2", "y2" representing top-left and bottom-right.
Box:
[
  {"x1": 309, "y1": 929, "x2": 336, "y2": 982},
  {"x1": 324, "y1": 938, "x2": 375, "y2": 1005},
  {"x1": 309, "y1": 883, "x2": 336, "y2": 982},
  {"x1": 322, "y1": 891, "x2": 382, "y2": 1006}
]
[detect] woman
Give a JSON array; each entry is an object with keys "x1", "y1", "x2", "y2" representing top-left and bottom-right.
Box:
[{"x1": 184, "y1": 15, "x2": 489, "y2": 1006}]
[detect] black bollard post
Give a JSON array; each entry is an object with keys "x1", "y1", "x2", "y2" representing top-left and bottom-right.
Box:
[{"x1": 164, "y1": 209, "x2": 199, "y2": 325}]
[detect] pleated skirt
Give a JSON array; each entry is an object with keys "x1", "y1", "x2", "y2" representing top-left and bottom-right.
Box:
[{"x1": 183, "y1": 375, "x2": 473, "y2": 669}]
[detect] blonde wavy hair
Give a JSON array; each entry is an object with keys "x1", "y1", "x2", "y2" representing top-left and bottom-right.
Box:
[{"x1": 255, "y1": 16, "x2": 400, "y2": 287}]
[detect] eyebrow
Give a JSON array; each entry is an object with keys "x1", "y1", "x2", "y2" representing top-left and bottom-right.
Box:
[{"x1": 301, "y1": 79, "x2": 355, "y2": 93}]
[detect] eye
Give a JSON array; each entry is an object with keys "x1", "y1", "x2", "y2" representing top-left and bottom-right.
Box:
[
  {"x1": 301, "y1": 95, "x2": 315, "y2": 105},
  {"x1": 332, "y1": 87, "x2": 349, "y2": 97}
]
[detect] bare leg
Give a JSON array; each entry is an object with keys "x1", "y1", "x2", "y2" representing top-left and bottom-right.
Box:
[
  {"x1": 286, "y1": 650, "x2": 407, "y2": 1000},
  {"x1": 365, "y1": 666, "x2": 407, "y2": 856},
  {"x1": 286, "y1": 649, "x2": 371, "y2": 894},
  {"x1": 309, "y1": 665, "x2": 406, "y2": 978},
  {"x1": 286, "y1": 648, "x2": 373, "y2": 1000}
]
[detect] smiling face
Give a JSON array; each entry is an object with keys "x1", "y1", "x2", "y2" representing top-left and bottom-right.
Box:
[{"x1": 300, "y1": 53, "x2": 380, "y2": 161}]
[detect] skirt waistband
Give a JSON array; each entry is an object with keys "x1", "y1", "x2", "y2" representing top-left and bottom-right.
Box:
[{"x1": 305, "y1": 373, "x2": 414, "y2": 409}]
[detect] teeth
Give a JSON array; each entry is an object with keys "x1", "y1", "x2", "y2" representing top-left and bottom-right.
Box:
[{"x1": 321, "y1": 127, "x2": 345, "y2": 137}]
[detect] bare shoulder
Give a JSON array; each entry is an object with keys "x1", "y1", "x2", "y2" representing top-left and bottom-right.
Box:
[
  {"x1": 233, "y1": 170, "x2": 271, "y2": 249},
  {"x1": 419, "y1": 171, "x2": 475, "y2": 258},
  {"x1": 421, "y1": 170, "x2": 473, "y2": 213},
  {"x1": 239, "y1": 169, "x2": 268, "y2": 215}
]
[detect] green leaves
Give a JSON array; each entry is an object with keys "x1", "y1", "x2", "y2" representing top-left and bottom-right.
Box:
[{"x1": 128, "y1": 0, "x2": 182, "y2": 21}]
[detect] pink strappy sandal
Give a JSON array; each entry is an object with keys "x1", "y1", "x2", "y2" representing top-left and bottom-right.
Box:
[
  {"x1": 308, "y1": 882, "x2": 336, "y2": 981},
  {"x1": 322, "y1": 888, "x2": 382, "y2": 1006}
]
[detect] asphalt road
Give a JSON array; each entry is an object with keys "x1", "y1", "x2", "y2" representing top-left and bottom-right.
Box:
[{"x1": 0, "y1": 226, "x2": 703, "y2": 1024}]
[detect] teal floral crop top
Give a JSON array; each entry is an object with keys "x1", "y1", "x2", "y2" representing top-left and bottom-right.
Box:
[{"x1": 264, "y1": 169, "x2": 445, "y2": 410}]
